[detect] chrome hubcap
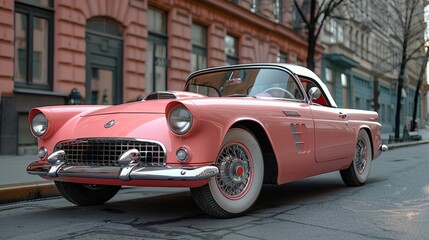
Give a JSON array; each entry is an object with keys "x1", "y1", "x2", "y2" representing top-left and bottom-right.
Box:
[
  {"x1": 216, "y1": 143, "x2": 252, "y2": 199},
  {"x1": 355, "y1": 137, "x2": 368, "y2": 174}
]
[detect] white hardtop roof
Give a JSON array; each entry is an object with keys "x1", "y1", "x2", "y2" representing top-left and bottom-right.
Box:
[{"x1": 278, "y1": 64, "x2": 337, "y2": 108}]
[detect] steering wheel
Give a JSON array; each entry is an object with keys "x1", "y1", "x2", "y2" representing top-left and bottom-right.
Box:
[{"x1": 263, "y1": 87, "x2": 295, "y2": 99}]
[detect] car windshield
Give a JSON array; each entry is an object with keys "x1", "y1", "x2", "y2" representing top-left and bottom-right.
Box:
[{"x1": 185, "y1": 68, "x2": 304, "y2": 100}]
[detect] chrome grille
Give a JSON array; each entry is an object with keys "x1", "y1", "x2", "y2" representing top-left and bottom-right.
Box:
[{"x1": 55, "y1": 138, "x2": 166, "y2": 167}]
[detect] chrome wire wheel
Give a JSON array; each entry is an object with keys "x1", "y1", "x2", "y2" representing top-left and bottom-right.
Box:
[
  {"x1": 355, "y1": 137, "x2": 368, "y2": 174},
  {"x1": 191, "y1": 128, "x2": 264, "y2": 218},
  {"x1": 216, "y1": 143, "x2": 253, "y2": 200},
  {"x1": 340, "y1": 130, "x2": 372, "y2": 186}
]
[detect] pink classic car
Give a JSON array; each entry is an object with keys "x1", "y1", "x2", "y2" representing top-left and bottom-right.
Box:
[{"x1": 27, "y1": 63, "x2": 387, "y2": 218}]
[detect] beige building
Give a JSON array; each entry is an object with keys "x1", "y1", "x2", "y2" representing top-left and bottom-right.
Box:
[{"x1": 319, "y1": 0, "x2": 428, "y2": 138}]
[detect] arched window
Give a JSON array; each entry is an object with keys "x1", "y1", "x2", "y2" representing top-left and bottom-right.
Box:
[{"x1": 87, "y1": 17, "x2": 123, "y2": 37}]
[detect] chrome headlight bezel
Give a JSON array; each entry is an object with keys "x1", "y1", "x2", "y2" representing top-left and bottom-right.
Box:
[
  {"x1": 168, "y1": 106, "x2": 193, "y2": 135},
  {"x1": 31, "y1": 112, "x2": 48, "y2": 137}
]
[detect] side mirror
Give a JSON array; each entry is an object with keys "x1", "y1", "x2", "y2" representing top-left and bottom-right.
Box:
[{"x1": 308, "y1": 87, "x2": 321, "y2": 104}]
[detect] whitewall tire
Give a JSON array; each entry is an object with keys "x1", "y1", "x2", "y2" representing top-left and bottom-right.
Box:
[
  {"x1": 340, "y1": 130, "x2": 372, "y2": 186},
  {"x1": 191, "y1": 128, "x2": 264, "y2": 218}
]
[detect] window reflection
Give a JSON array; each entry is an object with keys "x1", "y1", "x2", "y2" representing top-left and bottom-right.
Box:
[
  {"x1": 192, "y1": 23, "x2": 207, "y2": 72},
  {"x1": 146, "y1": 7, "x2": 168, "y2": 93},
  {"x1": 91, "y1": 68, "x2": 114, "y2": 105},
  {"x1": 32, "y1": 17, "x2": 48, "y2": 84},
  {"x1": 155, "y1": 45, "x2": 167, "y2": 91},
  {"x1": 225, "y1": 34, "x2": 238, "y2": 65},
  {"x1": 15, "y1": 13, "x2": 27, "y2": 82}
]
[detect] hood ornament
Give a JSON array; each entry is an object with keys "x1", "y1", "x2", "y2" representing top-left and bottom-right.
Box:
[{"x1": 104, "y1": 120, "x2": 116, "y2": 128}]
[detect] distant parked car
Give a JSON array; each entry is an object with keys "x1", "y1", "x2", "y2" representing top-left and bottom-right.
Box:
[{"x1": 27, "y1": 63, "x2": 388, "y2": 218}]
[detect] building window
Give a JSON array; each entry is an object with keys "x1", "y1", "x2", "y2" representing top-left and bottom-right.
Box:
[
  {"x1": 146, "y1": 7, "x2": 168, "y2": 93},
  {"x1": 349, "y1": 27, "x2": 354, "y2": 49},
  {"x1": 277, "y1": 52, "x2": 288, "y2": 63},
  {"x1": 341, "y1": 73, "x2": 349, "y2": 107},
  {"x1": 250, "y1": 0, "x2": 260, "y2": 13},
  {"x1": 14, "y1": 0, "x2": 53, "y2": 90},
  {"x1": 191, "y1": 23, "x2": 207, "y2": 72},
  {"x1": 327, "y1": 19, "x2": 343, "y2": 44},
  {"x1": 365, "y1": 36, "x2": 370, "y2": 59},
  {"x1": 366, "y1": 99, "x2": 372, "y2": 110},
  {"x1": 274, "y1": 0, "x2": 282, "y2": 23},
  {"x1": 337, "y1": 24, "x2": 344, "y2": 43},
  {"x1": 325, "y1": 67, "x2": 335, "y2": 97},
  {"x1": 225, "y1": 34, "x2": 238, "y2": 65},
  {"x1": 381, "y1": 104, "x2": 385, "y2": 122},
  {"x1": 355, "y1": 97, "x2": 360, "y2": 109},
  {"x1": 355, "y1": 31, "x2": 360, "y2": 55}
]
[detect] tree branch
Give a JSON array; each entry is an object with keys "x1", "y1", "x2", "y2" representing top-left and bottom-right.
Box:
[{"x1": 293, "y1": 0, "x2": 310, "y2": 27}]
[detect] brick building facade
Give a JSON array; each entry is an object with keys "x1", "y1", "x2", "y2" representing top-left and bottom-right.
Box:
[{"x1": 0, "y1": 0, "x2": 318, "y2": 155}]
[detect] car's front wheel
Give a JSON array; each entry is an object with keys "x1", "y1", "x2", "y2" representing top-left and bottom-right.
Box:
[
  {"x1": 191, "y1": 128, "x2": 264, "y2": 218},
  {"x1": 340, "y1": 130, "x2": 372, "y2": 186},
  {"x1": 55, "y1": 181, "x2": 121, "y2": 206}
]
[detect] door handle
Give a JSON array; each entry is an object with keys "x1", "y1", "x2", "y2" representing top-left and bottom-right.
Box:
[{"x1": 339, "y1": 112, "x2": 347, "y2": 119}]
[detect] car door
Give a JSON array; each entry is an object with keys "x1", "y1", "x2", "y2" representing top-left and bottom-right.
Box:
[{"x1": 309, "y1": 105, "x2": 354, "y2": 162}]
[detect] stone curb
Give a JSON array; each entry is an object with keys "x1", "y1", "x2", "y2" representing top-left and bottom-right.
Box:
[
  {"x1": 386, "y1": 140, "x2": 429, "y2": 150},
  {"x1": 0, "y1": 181, "x2": 59, "y2": 204}
]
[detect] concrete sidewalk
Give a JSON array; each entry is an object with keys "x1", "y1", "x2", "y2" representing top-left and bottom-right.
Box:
[
  {"x1": 1, "y1": 127, "x2": 429, "y2": 204},
  {"x1": 0, "y1": 155, "x2": 59, "y2": 203}
]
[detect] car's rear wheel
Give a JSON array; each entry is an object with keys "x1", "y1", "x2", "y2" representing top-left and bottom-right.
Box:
[
  {"x1": 191, "y1": 128, "x2": 264, "y2": 218},
  {"x1": 55, "y1": 181, "x2": 121, "y2": 206},
  {"x1": 340, "y1": 130, "x2": 372, "y2": 186}
]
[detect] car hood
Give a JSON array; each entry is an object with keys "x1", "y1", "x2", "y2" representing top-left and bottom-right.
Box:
[
  {"x1": 82, "y1": 91, "x2": 206, "y2": 116},
  {"x1": 82, "y1": 100, "x2": 171, "y2": 116}
]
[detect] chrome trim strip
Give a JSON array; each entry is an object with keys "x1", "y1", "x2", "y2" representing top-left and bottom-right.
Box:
[
  {"x1": 27, "y1": 162, "x2": 219, "y2": 181},
  {"x1": 60, "y1": 166, "x2": 120, "y2": 178},
  {"x1": 130, "y1": 166, "x2": 219, "y2": 180}
]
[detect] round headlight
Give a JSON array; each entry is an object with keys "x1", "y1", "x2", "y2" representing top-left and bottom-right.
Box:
[
  {"x1": 32, "y1": 113, "x2": 48, "y2": 137},
  {"x1": 168, "y1": 106, "x2": 192, "y2": 135}
]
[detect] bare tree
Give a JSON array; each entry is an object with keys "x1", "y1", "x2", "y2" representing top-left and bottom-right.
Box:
[
  {"x1": 293, "y1": 0, "x2": 346, "y2": 71},
  {"x1": 411, "y1": 48, "x2": 429, "y2": 131},
  {"x1": 387, "y1": 0, "x2": 427, "y2": 140}
]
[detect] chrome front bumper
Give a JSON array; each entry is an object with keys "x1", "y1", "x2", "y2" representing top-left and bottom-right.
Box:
[{"x1": 27, "y1": 149, "x2": 219, "y2": 181}]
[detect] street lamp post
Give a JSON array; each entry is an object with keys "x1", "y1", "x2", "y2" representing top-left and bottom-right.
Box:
[{"x1": 68, "y1": 88, "x2": 82, "y2": 105}]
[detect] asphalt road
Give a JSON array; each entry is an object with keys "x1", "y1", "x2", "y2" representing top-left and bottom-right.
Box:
[{"x1": 1, "y1": 144, "x2": 428, "y2": 240}]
